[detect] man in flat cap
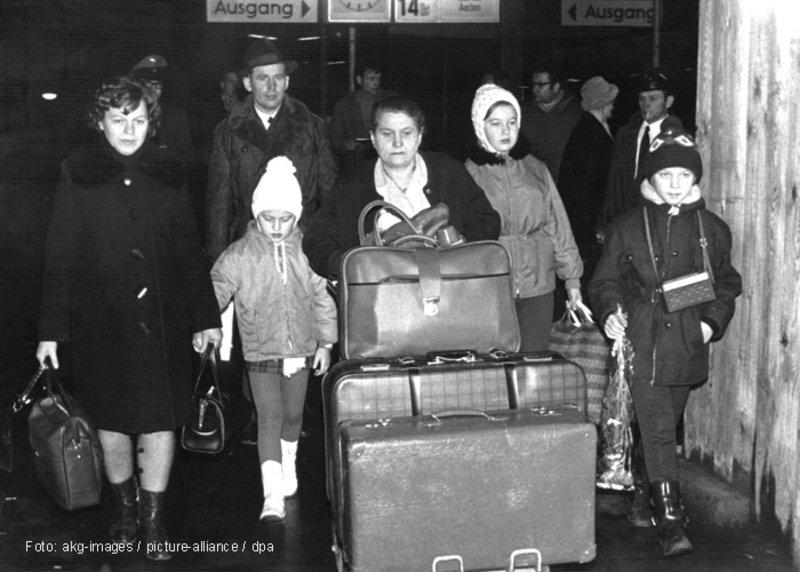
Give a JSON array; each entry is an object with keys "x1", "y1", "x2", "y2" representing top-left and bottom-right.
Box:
[
  {"x1": 131, "y1": 54, "x2": 195, "y2": 166},
  {"x1": 204, "y1": 39, "x2": 338, "y2": 262},
  {"x1": 597, "y1": 70, "x2": 682, "y2": 241}
]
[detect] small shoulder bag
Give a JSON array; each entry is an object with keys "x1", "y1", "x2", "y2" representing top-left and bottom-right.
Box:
[{"x1": 644, "y1": 207, "x2": 716, "y2": 313}]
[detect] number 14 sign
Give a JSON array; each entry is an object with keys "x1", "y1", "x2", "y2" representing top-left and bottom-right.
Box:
[{"x1": 394, "y1": 0, "x2": 499, "y2": 23}]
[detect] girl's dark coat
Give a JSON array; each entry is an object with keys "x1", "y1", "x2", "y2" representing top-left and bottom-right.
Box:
[
  {"x1": 38, "y1": 140, "x2": 221, "y2": 433},
  {"x1": 589, "y1": 198, "x2": 742, "y2": 385}
]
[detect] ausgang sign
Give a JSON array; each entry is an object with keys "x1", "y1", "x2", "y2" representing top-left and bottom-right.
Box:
[
  {"x1": 207, "y1": 0, "x2": 318, "y2": 23},
  {"x1": 561, "y1": 0, "x2": 654, "y2": 27}
]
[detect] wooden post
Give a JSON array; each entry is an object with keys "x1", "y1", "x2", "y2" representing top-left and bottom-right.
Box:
[{"x1": 686, "y1": 0, "x2": 800, "y2": 565}]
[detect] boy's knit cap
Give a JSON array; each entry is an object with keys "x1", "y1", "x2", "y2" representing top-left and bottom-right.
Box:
[
  {"x1": 641, "y1": 121, "x2": 703, "y2": 183},
  {"x1": 251, "y1": 156, "x2": 303, "y2": 220}
]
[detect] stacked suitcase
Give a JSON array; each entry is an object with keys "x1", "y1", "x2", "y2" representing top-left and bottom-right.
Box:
[{"x1": 323, "y1": 350, "x2": 597, "y2": 571}]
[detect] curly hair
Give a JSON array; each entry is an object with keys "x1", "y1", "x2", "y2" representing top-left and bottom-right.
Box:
[
  {"x1": 86, "y1": 76, "x2": 161, "y2": 137},
  {"x1": 370, "y1": 95, "x2": 426, "y2": 134}
]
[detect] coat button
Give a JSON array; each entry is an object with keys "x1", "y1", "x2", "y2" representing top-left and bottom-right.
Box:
[
  {"x1": 625, "y1": 254, "x2": 633, "y2": 261},
  {"x1": 124, "y1": 177, "x2": 132, "y2": 186},
  {"x1": 672, "y1": 250, "x2": 679, "y2": 257},
  {"x1": 665, "y1": 321, "x2": 672, "y2": 328},
  {"x1": 132, "y1": 248, "x2": 145, "y2": 259},
  {"x1": 241, "y1": 146, "x2": 248, "y2": 153},
  {"x1": 138, "y1": 322, "x2": 151, "y2": 334}
]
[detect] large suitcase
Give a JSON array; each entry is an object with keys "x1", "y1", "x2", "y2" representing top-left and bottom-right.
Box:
[
  {"x1": 332, "y1": 407, "x2": 597, "y2": 571},
  {"x1": 322, "y1": 351, "x2": 587, "y2": 498}
]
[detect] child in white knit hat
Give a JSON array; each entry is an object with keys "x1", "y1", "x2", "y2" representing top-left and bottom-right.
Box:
[{"x1": 211, "y1": 156, "x2": 337, "y2": 524}]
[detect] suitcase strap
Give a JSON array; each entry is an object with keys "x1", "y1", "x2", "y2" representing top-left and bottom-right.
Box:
[{"x1": 403, "y1": 361, "x2": 521, "y2": 414}]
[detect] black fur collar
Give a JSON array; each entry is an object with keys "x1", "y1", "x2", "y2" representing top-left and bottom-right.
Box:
[
  {"x1": 225, "y1": 93, "x2": 317, "y2": 154},
  {"x1": 464, "y1": 132, "x2": 531, "y2": 166},
  {"x1": 64, "y1": 139, "x2": 186, "y2": 188}
]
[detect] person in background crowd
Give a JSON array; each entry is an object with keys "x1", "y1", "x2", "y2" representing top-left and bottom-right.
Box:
[
  {"x1": 303, "y1": 95, "x2": 500, "y2": 278},
  {"x1": 36, "y1": 76, "x2": 222, "y2": 562},
  {"x1": 130, "y1": 54, "x2": 195, "y2": 166},
  {"x1": 211, "y1": 156, "x2": 336, "y2": 524},
  {"x1": 558, "y1": 76, "x2": 619, "y2": 281},
  {"x1": 465, "y1": 83, "x2": 588, "y2": 352},
  {"x1": 598, "y1": 69, "x2": 681, "y2": 242},
  {"x1": 519, "y1": 65, "x2": 583, "y2": 184},
  {"x1": 205, "y1": 38, "x2": 338, "y2": 262},
  {"x1": 330, "y1": 59, "x2": 396, "y2": 172},
  {"x1": 220, "y1": 69, "x2": 243, "y2": 114},
  {"x1": 589, "y1": 126, "x2": 742, "y2": 558},
  {"x1": 480, "y1": 68, "x2": 512, "y2": 90}
]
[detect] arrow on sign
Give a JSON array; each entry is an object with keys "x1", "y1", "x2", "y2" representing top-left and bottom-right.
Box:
[
  {"x1": 568, "y1": 3, "x2": 577, "y2": 21},
  {"x1": 302, "y1": 0, "x2": 310, "y2": 18}
]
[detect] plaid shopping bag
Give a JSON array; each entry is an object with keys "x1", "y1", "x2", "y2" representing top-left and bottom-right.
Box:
[{"x1": 548, "y1": 308, "x2": 611, "y2": 424}]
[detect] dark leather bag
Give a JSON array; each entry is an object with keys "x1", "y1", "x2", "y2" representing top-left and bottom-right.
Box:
[
  {"x1": 181, "y1": 347, "x2": 231, "y2": 455},
  {"x1": 340, "y1": 201, "x2": 520, "y2": 359},
  {"x1": 27, "y1": 367, "x2": 104, "y2": 511}
]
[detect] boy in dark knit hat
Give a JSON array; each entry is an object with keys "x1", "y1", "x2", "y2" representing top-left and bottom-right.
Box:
[{"x1": 588, "y1": 126, "x2": 742, "y2": 558}]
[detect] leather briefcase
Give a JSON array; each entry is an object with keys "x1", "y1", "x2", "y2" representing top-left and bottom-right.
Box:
[
  {"x1": 340, "y1": 201, "x2": 520, "y2": 360},
  {"x1": 181, "y1": 346, "x2": 231, "y2": 455},
  {"x1": 340, "y1": 240, "x2": 520, "y2": 359},
  {"x1": 28, "y1": 369, "x2": 104, "y2": 511}
]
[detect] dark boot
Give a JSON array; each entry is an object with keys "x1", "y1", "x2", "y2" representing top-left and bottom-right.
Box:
[
  {"x1": 139, "y1": 490, "x2": 173, "y2": 561},
  {"x1": 108, "y1": 476, "x2": 139, "y2": 543},
  {"x1": 628, "y1": 434, "x2": 653, "y2": 528},
  {"x1": 650, "y1": 480, "x2": 694, "y2": 557}
]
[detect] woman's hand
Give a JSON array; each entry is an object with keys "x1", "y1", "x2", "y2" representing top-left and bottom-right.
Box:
[
  {"x1": 36, "y1": 341, "x2": 59, "y2": 369},
  {"x1": 313, "y1": 347, "x2": 332, "y2": 376},
  {"x1": 192, "y1": 328, "x2": 223, "y2": 353},
  {"x1": 566, "y1": 288, "x2": 594, "y2": 321},
  {"x1": 603, "y1": 313, "x2": 628, "y2": 340},
  {"x1": 701, "y1": 322, "x2": 713, "y2": 344}
]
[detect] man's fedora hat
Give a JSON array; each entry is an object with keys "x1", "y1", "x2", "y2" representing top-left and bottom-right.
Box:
[{"x1": 243, "y1": 40, "x2": 298, "y2": 74}]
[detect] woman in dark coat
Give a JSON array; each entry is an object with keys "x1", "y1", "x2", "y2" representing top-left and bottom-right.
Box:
[
  {"x1": 36, "y1": 76, "x2": 221, "y2": 562},
  {"x1": 303, "y1": 95, "x2": 500, "y2": 278},
  {"x1": 558, "y1": 76, "x2": 618, "y2": 256}
]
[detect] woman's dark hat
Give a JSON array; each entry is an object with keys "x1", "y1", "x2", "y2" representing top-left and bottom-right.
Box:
[
  {"x1": 243, "y1": 40, "x2": 297, "y2": 74},
  {"x1": 131, "y1": 55, "x2": 168, "y2": 81}
]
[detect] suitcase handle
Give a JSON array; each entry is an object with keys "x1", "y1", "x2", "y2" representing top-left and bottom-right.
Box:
[
  {"x1": 429, "y1": 409, "x2": 496, "y2": 423},
  {"x1": 508, "y1": 548, "x2": 543, "y2": 572},
  {"x1": 431, "y1": 554, "x2": 464, "y2": 572}
]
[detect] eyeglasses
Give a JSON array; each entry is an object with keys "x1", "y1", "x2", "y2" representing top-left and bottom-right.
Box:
[{"x1": 531, "y1": 82, "x2": 553, "y2": 88}]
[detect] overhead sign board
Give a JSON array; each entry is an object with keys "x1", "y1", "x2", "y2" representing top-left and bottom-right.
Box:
[
  {"x1": 328, "y1": 0, "x2": 391, "y2": 22},
  {"x1": 561, "y1": 0, "x2": 654, "y2": 27},
  {"x1": 207, "y1": 0, "x2": 318, "y2": 23},
  {"x1": 394, "y1": 0, "x2": 500, "y2": 23}
]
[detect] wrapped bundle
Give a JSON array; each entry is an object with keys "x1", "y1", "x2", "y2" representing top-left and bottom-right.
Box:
[{"x1": 596, "y1": 306, "x2": 634, "y2": 491}]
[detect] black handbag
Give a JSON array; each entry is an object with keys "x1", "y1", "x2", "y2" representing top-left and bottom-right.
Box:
[
  {"x1": 27, "y1": 366, "x2": 105, "y2": 511},
  {"x1": 181, "y1": 346, "x2": 230, "y2": 455}
]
